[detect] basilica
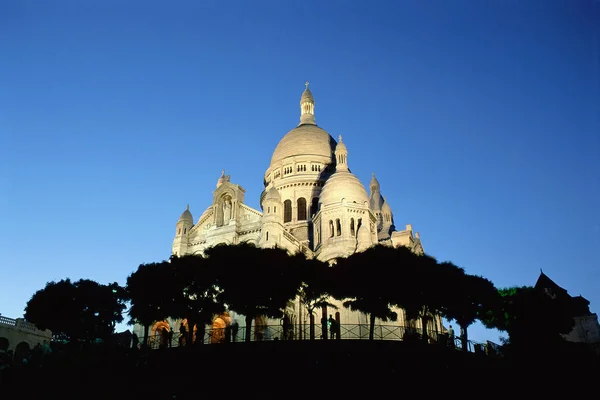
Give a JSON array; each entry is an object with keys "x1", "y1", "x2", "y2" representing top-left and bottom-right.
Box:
[
  {"x1": 172, "y1": 83, "x2": 423, "y2": 261},
  {"x1": 135, "y1": 84, "x2": 437, "y2": 345}
]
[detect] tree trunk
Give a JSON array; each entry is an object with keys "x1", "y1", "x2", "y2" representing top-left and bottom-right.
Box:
[
  {"x1": 309, "y1": 314, "x2": 315, "y2": 340},
  {"x1": 187, "y1": 320, "x2": 196, "y2": 347},
  {"x1": 461, "y1": 324, "x2": 468, "y2": 352},
  {"x1": 421, "y1": 316, "x2": 429, "y2": 343},
  {"x1": 369, "y1": 314, "x2": 376, "y2": 340},
  {"x1": 143, "y1": 324, "x2": 149, "y2": 348},
  {"x1": 197, "y1": 323, "x2": 205, "y2": 346},
  {"x1": 245, "y1": 315, "x2": 252, "y2": 343}
]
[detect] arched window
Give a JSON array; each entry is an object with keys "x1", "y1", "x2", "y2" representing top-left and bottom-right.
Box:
[
  {"x1": 184, "y1": 228, "x2": 187, "y2": 234},
  {"x1": 266, "y1": 232, "x2": 269, "y2": 241},
  {"x1": 297, "y1": 197, "x2": 307, "y2": 221},
  {"x1": 329, "y1": 220, "x2": 334, "y2": 237},
  {"x1": 283, "y1": 200, "x2": 292, "y2": 223},
  {"x1": 178, "y1": 228, "x2": 181, "y2": 235},
  {"x1": 267, "y1": 206, "x2": 270, "y2": 213},
  {"x1": 274, "y1": 206, "x2": 276, "y2": 213},
  {"x1": 310, "y1": 197, "x2": 318, "y2": 217},
  {"x1": 336, "y1": 219, "x2": 341, "y2": 236},
  {"x1": 350, "y1": 218, "x2": 355, "y2": 236}
]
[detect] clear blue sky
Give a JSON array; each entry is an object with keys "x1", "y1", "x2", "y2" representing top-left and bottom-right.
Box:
[{"x1": 1, "y1": 1, "x2": 599, "y2": 344}]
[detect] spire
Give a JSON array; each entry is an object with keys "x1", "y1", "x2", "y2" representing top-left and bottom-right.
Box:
[
  {"x1": 335, "y1": 135, "x2": 348, "y2": 172},
  {"x1": 299, "y1": 82, "x2": 316, "y2": 125},
  {"x1": 370, "y1": 172, "x2": 380, "y2": 193}
]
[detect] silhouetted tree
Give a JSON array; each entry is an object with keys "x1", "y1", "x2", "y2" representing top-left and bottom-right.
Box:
[
  {"x1": 333, "y1": 245, "x2": 402, "y2": 340},
  {"x1": 482, "y1": 286, "x2": 576, "y2": 356},
  {"x1": 25, "y1": 278, "x2": 127, "y2": 343},
  {"x1": 207, "y1": 243, "x2": 301, "y2": 342},
  {"x1": 442, "y1": 269, "x2": 499, "y2": 351},
  {"x1": 169, "y1": 255, "x2": 225, "y2": 347},
  {"x1": 126, "y1": 261, "x2": 172, "y2": 347},
  {"x1": 412, "y1": 254, "x2": 446, "y2": 343},
  {"x1": 298, "y1": 258, "x2": 336, "y2": 340},
  {"x1": 385, "y1": 246, "x2": 423, "y2": 339}
]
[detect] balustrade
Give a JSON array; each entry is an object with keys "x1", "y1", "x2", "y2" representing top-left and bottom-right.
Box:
[{"x1": 138, "y1": 323, "x2": 492, "y2": 355}]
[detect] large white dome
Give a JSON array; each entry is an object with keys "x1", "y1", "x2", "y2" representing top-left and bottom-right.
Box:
[{"x1": 269, "y1": 123, "x2": 336, "y2": 167}]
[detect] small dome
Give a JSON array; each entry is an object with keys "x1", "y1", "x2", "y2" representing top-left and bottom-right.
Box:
[
  {"x1": 263, "y1": 187, "x2": 281, "y2": 202},
  {"x1": 335, "y1": 135, "x2": 347, "y2": 153},
  {"x1": 319, "y1": 171, "x2": 369, "y2": 208},
  {"x1": 178, "y1": 205, "x2": 193, "y2": 223},
  {"x1": 216, "y1": 169, "x2": 230, "y2": 188}
]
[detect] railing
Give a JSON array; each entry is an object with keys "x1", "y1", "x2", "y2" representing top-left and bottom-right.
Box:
[
  {"x1": 0, "y1": 316, "x2": 17, "y2": 326},
  {"x1": 141, "y1": 323, "x2": 497, "y2": 356},
  {"x1": 17, "y1": 320, "x2": 46, "y2": 334}
]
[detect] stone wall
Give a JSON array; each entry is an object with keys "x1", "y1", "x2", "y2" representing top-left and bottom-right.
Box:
[{"x1": 0, "y1": 315, "x2": 52, "y2": 353}]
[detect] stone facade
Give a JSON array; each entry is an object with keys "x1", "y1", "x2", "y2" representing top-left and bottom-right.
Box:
[
  {"x1": 0, "y1": 315, "x2": 52, "y2": 357},
  {"x1": 135, "y1": 84, "x2": 438, "y2": 343}
]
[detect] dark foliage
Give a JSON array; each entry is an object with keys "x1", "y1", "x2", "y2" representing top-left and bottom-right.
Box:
[
  {"x1": 206, "y1": 242, "x2": 302, "y2": 342},
  {"x1": 168, "y1": 254, "x2": 225, "y2": 346},
  {"x1": 24, "y1": 278, "x2": 127, "y2": 343},
  {"x1": 126, "y1": 261, "x2": 173, "y2": 346}
]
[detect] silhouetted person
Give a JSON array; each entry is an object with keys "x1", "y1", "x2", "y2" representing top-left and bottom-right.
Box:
[
  {"x1": 168, "y1": 327, "x2": 174, "y2": 347},
  {"x1": 231, "y1": 321, "x2": 239, "y2": 342},
  {"x1": 224, "y1": 324, "x2": 231, "y2": 343},
  {"x1": 448, "y1": 325, "x2": 455, "y2": 348},
  {"x1": 328, "y1": 315, "x2": 336, "y2": 340},
  {"x1": 321, "y1": 316, "x2": 328, "y2": 340},
  {"x1": 282, "y1": 315, "x2": 291, "y2": 340},
  {"x1": 160, "y1": 327, "x2": 168, "y2": 349},
  {"x1": 179, "y1": 323, "x2": 187, "y2": 347}
]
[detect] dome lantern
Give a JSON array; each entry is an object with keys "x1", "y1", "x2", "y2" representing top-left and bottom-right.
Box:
[
  {"x1": 335, "y1": 135, "x2": 348, "y2": 172},
  {"x1": 299, "y1": 81, "x2": 316, "y2": 125}
]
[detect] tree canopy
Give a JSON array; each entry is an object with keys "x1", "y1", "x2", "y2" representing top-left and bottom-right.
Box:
[
  {"x1": 126, "y1": 261, "x2": 174, "y2": 345},
  {"x1": 482, "y1": 286, "x2": 576, "y2": 352},
  {"x1": 333, "y1": 245, "x2": 403, "y2": 340},
  {"x1": 168, "y1": 254, "x2": 225, "y2": 346},
  {"x1": 206, "y1": 242, "x2": 301, "y2": 342},
  {"x1": 25, "y1": 278, "x2": 127, "y2": 343}
]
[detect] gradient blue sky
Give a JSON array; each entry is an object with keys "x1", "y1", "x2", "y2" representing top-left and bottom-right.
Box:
[{"x1": 1, "y1": 0, "x2": 599, "y2": 344}]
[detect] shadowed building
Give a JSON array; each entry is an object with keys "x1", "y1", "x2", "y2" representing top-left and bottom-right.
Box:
[{"x1": 535, "y1": 271, "x2": 600, "y2": 349}]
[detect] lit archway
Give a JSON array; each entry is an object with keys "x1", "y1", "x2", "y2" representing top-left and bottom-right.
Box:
[
  {"x1": 151, "y1": 321, "x2": 171, "y2": 349},
  {"x1": 179, "y1": 319, "x2": 199, "y2": 345},
  {"x1": 210, "y1": 312, "x2": 232, "y2": 344}
]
